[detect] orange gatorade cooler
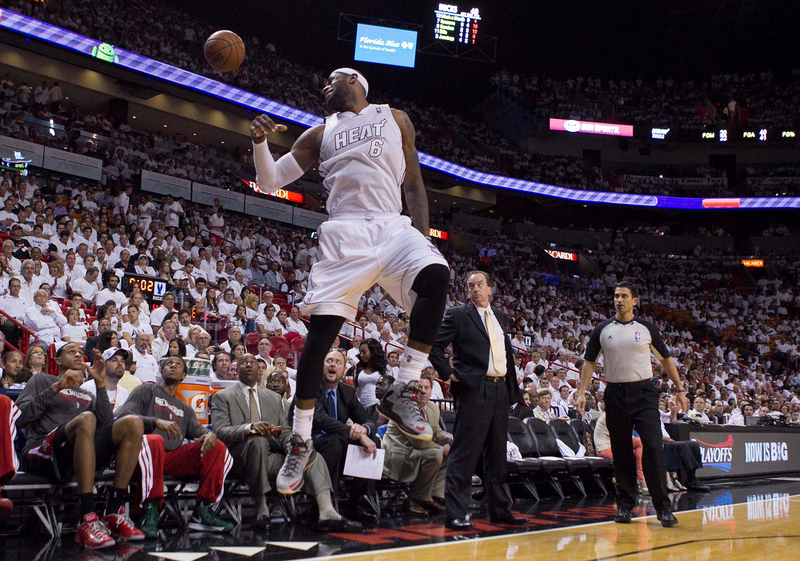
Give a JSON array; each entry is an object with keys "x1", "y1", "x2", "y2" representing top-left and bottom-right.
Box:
[
  {"x1": 176, "y1": 359, "x2": 212, "y2": 424},
  {"x1": 208, "y1": 380, "x2": 238, "y2": 425}
]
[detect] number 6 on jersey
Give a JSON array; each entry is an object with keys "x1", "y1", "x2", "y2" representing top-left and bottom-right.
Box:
[{"x1": 369, "y1": 138, "x2": 384, "y2": 157}]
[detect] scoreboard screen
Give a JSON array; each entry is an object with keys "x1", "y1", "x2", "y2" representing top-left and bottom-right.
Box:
[
  {"x1": 125, "y1": 273, "x2": 168, "y2": 307},
  {"x1": 434, "y1": 4, "x2": 481, "y2": 45}
]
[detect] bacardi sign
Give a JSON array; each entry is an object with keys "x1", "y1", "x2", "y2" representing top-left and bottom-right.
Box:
[
  {"x1": 545, "y1": 249, "x2": 577, "y2": 261},
  {"x1": 240, "y1": 179, "x2": 304, "y2": 203}
]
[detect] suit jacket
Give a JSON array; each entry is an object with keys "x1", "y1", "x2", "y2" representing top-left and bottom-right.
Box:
[
  {"x1": 383, "y1": 402, "x2": 452, "y2": 480},
  {"x1": 430, "y1": 300, "x2": 520, "y2": 405},
  {"x1": 316, "y1": 382, "x2": 377, "y2": 438},
  {"x1": 211, "y1": 383, "x2": 291, "y2": 449}
]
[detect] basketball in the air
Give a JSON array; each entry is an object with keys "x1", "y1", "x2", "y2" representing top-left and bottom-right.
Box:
[{"x1": 204, "y1": 30, "x2": 245, "y2": 72}]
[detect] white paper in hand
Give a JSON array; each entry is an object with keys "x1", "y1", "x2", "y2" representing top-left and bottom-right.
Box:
[{"x1": 343, "y1": 444, "x2": 385, "y2": 480}]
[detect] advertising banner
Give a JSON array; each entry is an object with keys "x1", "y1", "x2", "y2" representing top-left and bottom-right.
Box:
[
  {"x1": 192, "y1": 182, "x2": 245, "y2": 213},
  {"x1": 0, "y1": 135, "x2": 44, "y2": 168},
  {"x1": 42, "y1": 147, "x2": 102, "y2": 181},
  {"x1": 549, "y1": 118, "x2": 634, "y2": 137},
  {"x1": 244, "y1": 194, "x2": 294, "y2": 225},
  {"x1": 293, "y1": 208, "x2": 327, "y2": 230},
  {"x1": 141, "y1": 170, "x2": 192, "y2": 199},
  {"x1": 692, "y1": 428, "x2": 800, "y2": 479}
]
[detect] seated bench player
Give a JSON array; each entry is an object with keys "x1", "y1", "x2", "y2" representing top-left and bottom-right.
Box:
[
  {"x1": 0, "y1": 394, "x2": 20, "y2": 519},
  {"x1": 116, "y1": 356, "x2": 234, "y2": 537},
  {"x1": 15, "y1": 343, "x2": 145, "y2": 548}
]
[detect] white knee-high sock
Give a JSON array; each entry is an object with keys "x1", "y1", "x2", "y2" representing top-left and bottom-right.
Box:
[
  {"x1": 396, "y1": 346, "x2": 427, "y2": 384},
  {"x1": 293, "y1": 406, "x2": 314, "y2": 441}
]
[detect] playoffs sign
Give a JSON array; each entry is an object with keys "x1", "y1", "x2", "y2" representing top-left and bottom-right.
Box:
[{"x1": 692, "y1": 429, "x2": 798, "y2": 479}]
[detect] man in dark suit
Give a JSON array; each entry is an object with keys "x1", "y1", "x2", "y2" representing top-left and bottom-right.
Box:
[
  {"x1": 312, "y1": 350, "x2": 379, "y2": 520},
  {"x1": 430, "y1": 270, "x2": 526, "y2": 530}
]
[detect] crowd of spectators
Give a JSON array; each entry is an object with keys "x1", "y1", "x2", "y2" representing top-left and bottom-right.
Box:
[{"x1": 492, "y1": 68, "x2": 800, "y2": 131}]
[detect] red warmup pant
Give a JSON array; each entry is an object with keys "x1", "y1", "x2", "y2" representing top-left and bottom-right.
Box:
[
  {"x1": 0, "y1": 396, "x2": 20, "y2": 485},
  {"x1": 598, "y1": 437, "x2": 645, "y2": 481},
  {"x1": 137, "y1": 435, "x2": 233, "y2": 506}
]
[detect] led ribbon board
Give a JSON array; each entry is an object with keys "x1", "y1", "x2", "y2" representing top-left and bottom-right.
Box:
[{"x1": 2, "y1": 8, "x2": 799, "y2": 211}]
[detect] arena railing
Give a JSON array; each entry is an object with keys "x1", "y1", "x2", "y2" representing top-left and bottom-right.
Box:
[{"x1": 0, "y1": 310, "x2": 39, "y2": 356}]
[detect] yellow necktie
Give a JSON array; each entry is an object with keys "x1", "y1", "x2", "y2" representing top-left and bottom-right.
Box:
[
  {"x1": 485, "y1": 309, "x2": 506, "y2": 374},
  {"x1": 249, "y1": 388, "x2": 260, "y2": 424}
]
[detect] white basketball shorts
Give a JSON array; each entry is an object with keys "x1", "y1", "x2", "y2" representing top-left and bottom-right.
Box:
[{"x1": 300, "y1": 213, "x2": 449, "y2": 321}]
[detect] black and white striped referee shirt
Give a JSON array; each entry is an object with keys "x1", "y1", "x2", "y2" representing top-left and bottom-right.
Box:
[{"x1": 584, "y1": 317, "x2": 671, "y2": 383}]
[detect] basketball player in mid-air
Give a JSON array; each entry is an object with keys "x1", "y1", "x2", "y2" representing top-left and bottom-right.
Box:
[{"x1": 250, "y1": 68, "x2": 450, "y2": 493}]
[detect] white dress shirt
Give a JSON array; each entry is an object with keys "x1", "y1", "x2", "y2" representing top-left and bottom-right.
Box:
[
  {"x1": 131, "y1": 347, "x2": 159, "y2": 383},
  {"x1": 238, "y1": 381, "x2": 262, "y2": 431},
  {"x1": 286, "y1": 317, "x2": 308, "y2": 337},
  {"x1": 23, "y1": 303, "x2": 65, "y2": 345},
  {"x1": 17, "y1": 275, "x2": 41, "y2": 306}
]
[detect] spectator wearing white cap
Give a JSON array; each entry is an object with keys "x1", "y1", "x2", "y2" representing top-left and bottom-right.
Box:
[{"x1": 80, "y1": 347, "x2": 131, "y2": 412}]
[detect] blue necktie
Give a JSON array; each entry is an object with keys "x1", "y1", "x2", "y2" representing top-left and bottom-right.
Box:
[{"x1": 326, "y1": 389, "x2": 337, "y2": 420}]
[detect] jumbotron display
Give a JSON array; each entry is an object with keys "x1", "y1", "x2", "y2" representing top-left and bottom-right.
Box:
[{"x1": 434, "y1": 4, "x2": 481, "y2": 44}]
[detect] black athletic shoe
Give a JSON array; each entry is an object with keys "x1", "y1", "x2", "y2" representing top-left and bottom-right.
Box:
[
  {"x1": 614, "y1": 508, "x2": 632, "y2": 523},
  {"x1": 657, "y1": 509, "x2": 678, "y2": 528}
]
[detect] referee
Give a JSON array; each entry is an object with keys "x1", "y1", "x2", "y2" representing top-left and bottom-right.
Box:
[{"x1": 576, "y1": 282, "x2": 688, "y2": 528}]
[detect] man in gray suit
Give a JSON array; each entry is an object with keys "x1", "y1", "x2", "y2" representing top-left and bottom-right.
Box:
[
  {"x1": 210, "y1": 354, "x2": 360, "y2": 532},
  {"x1": 382, "y1": 374, "x2": 451, "y2": 516}
]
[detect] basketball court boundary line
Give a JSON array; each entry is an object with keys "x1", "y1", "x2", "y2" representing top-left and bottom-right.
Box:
[
  {"x1": 292, "y1": 492, "x2": 800, "y2": 561},
  {"x1": 595, "y1": 534, "x2": 800, "y2": 560}
]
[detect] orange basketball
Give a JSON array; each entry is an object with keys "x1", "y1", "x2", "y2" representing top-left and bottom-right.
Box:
[{"x1": 204, "y1": 30, "x2": 245, "y2": 72}]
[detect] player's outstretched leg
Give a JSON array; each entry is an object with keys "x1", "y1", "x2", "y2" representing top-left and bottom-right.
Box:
[
  {"x1": 378, "y1": 264, "x2": 449, "y2": 440},
  {"x1": 277, "y1": 315, "x2": 345, "y2": 494}
]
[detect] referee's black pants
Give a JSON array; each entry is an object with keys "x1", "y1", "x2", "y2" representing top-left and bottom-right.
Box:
[{"x1": 605, "y1": 379, "x2": 670, "y2": 513}]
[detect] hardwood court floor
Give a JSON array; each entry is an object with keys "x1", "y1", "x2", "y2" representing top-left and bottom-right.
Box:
[
  {"x1": 2, "y1": 477, "x2": 799, "y2": 561},
  {"x1": 338, "y1": 491, "x2": 800, "y2": 561}
]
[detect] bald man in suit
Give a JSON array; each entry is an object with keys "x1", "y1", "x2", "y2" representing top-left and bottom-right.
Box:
[{"x1": 211, "y1": 354, "x2": 360, "y2": 532}]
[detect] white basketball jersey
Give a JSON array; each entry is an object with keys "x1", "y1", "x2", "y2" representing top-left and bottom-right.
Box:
[{"x1": 318, "y1": 104, "x2": 405, "y2": 216}]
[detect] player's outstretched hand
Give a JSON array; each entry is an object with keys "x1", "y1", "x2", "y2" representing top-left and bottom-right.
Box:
[{"x1": 250, "y1": 114, "x2": 287, "y2": 143}]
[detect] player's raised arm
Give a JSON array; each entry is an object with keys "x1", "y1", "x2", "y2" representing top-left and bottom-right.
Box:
[
  {"x1": 250, "y1": 115, "x2": 323, "y2": 194},
  {"x1": 392, "y1": 108, "x2": 430, "y2": 238}
]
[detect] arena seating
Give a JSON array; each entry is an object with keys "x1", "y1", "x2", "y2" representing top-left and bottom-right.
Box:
[{"x1": 492, "y1": 68, "x2": 800, "y2": 130}]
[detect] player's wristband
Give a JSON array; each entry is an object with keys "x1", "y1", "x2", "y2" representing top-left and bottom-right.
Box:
[{"x1": 676, "y1": 389, "x2": 686, "y2": 393}]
